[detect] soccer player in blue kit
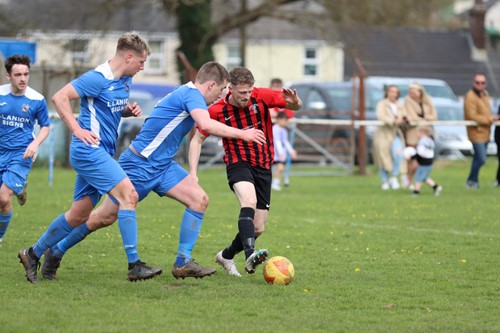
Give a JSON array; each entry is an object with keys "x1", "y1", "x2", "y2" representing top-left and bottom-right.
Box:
[
  {"x1": 18, "y1": 32, "x2": 152, "y2": 283},
  {"x1": 0, "y1": 55, "x2": 50, "y2": 244},
  {"x1": 29, "y1": 61, "x2": 266, "y2": 282}
]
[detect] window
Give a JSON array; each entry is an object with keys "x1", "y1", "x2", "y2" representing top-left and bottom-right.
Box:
[
  {"x1": 145, "y1": 40, "x2": 165, "y2": 74},
  {"x1": 68, "y1": 39, "x2": 88, "y2": 66},
  {"x1": 304, "y1": 47, "x2": 318, "y2": 78},
  {"x1": 306, "y1": 89, "x2": 326, "y2": 111},
  {"x1": 226, "y1": 45, "x2": 241, "y2": 70}
]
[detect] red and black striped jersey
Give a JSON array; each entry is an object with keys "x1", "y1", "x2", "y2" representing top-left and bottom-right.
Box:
[{"x1": 200, "y1": 87, "x2": 287, "y2": 169}]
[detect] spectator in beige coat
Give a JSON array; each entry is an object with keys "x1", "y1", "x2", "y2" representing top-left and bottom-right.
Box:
[
  {"x1": 373, "y1": 85, "x2": 408, "y2": 190},
  {"x1": 464, "y1": 73, "x2": 498, "y2": 189},
  {"x1": 403, "y1": 83, "x2": 437, "y2": 189}
]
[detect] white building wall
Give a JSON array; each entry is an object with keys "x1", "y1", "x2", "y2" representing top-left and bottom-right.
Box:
[
  {"x1": 32, "y1": 32, "x2": 180, "y2": 85},
  {"x1": 33, "y1": 32, "x2": 343, "y2": 87},
  {"x1": 486, "y1": 2, "x2": 500, "y2": 31},
  {"x1": 214, "y1": 40, "x2": 344, "y2": 87}
]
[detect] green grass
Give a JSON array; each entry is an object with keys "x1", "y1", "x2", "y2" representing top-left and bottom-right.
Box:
[{"x1": 1, "y1": 159, "x2": 500, "y2": 333}]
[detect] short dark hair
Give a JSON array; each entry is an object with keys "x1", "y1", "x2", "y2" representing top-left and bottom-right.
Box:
[
  {"x1": 270, "y1": 78, "x2": 283, "y2": 86},
  {"x1": 229, "y1": 67, "x2": 255, "y2": 86},
  {"x1": 196, "y1": 61, "x2": 229, "y2": 85},
  {"x1": 276, "y1": 111, "x2": 288, "y2": 119},
  {"x1": 5, "y1": 55, "x2": 31, "y2": 73},
  {"x1": 116, "y1": 31, "x2": 151, "y2": 55}
]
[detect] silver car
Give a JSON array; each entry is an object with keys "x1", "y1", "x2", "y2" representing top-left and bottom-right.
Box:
[{"x1": 433, "y1": 98, "x2": 473, "y2": 159}]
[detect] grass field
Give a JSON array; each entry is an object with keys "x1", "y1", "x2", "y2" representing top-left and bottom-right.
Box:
[{"x1": 1, "y1": 159, "x2": 499, "y2": 333}]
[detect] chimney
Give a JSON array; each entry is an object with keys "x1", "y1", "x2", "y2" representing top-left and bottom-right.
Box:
[{"x1": 469, "y1": 0, "x2": 487, "y2": 49}]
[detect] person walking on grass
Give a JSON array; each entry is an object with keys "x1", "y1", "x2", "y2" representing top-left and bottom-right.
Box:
[
  {"x1": 404, "y1": 126, "x2": 442, "y2": 196},
  {"x1": 0, "y1": 55, "x2": 50, "y2": 245},
  {"x1": 189, "y1": 67, "x2": 302, "y2": 277},
  {"x1": 26, "y1": 61, "x2": 266, "y2": 283},
  {"x1": 272, "y1": 111, "x2": 297, "y2": 191},
  {"x1": 269, "y1": 78, "x2": 297, "y2": 188}
]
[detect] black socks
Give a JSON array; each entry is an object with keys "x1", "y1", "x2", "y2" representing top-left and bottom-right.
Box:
[{"x1": 222, "y1": 207, "x2": 255, "y2": 260}]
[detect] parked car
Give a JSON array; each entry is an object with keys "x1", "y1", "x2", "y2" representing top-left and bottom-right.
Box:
[
  {"x1": 115, "y1": 90, "x2": 160, "y2": 158},
  {"x1": 289, "y1": 76, "x2": 487, "y2": 163},
  {"x1": 366, "y1": 76, "x2": 478, "y2": 159},
  {"x1": 115, "y1": 89, "x2": 225, "y2": 164},
  {"x1": 433, "y1": 99, "x2": 473, "y2": 158},
  {"x1": 288, "y1": 80, "x2": 384, "y2": 164}
]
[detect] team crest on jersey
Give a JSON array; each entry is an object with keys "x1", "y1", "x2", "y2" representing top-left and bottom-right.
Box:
[
  {"x1": 125, "y1": 82, "x2": 130, "y2": 92},
  {"x1": 250, "y1": 103, "x2": 260, "y2": 114},
  {"x1": 22, "y1": 104, "x2": 30, "y2": 113}
]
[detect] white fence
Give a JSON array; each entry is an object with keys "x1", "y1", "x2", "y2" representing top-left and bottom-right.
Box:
[{"x1": 41, "y1": 115, "x2": 497, "y2": 184}]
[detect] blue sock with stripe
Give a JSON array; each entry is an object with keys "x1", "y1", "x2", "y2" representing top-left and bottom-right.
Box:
[
  {"x1": 118, "y1": 209, "x2": 139, "y2": 263},
  {"x1": 0, "y1": 211, "x2": 13, "y2": 239},
  {"x1": 33, "y1": 213, "x2": 73, "y2": 258},
  {"x1": 51, "y1": 223, "x2": 91, "y2": 258},
  {"x1": 175, "y1": 208, "x2": 204, "y2": 267}
]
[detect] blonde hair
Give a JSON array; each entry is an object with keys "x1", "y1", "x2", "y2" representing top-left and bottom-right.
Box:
[
  {"x1": 116, "y1": 32, "x2": 151, "y2": 55},
  {"x1": 409, "y1": 83, "x2": 433, "y2": 106}
]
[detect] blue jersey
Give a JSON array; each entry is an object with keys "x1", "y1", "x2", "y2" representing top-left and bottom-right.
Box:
[
  {"x1": 71, "y1": 62, "x2": 132, "y2": 155},
  {"x1": 0, "y1": 84, "x2": 50, "y2": 151},
  {"x1": 131, "y1": 82, "x2": 207, "y2": 169}
]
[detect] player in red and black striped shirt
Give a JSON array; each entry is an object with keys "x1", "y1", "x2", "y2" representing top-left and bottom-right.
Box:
[{"x1": 190, "y1": 67, "x2": 302, "y2": 276}]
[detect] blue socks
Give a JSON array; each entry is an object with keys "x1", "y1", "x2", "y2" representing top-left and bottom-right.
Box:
[
  {"x1": 175, "y1": 208, "x2": 204, "y2": 267},
  {"x1": 51, "y1": 223, "x2": 91, "y2": 258},
  {"x1": 33, "y1": 214, "x2": 73, "y2": 258},
  {"x1": 0, "y1": 211, "x2": 13, "y2": 239},
  {"x1": 117, "y1": 209, "x2": 139, "y2": 263}
]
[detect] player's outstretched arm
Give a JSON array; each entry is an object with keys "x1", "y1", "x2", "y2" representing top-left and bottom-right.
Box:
[{"x1": 191, "y1": 108, "x2": 266, "y2": 144}]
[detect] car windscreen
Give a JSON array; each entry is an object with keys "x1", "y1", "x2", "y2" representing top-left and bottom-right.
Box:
[
  {"x1": 325, "y1": 86, "x2": 383, "y2": 113},
  {"x1": 435, "y1": 104, "x2": 463, "y2": 120},
  {"x1": 397, "y1": 84, "x2": 456, "y2": 101}
]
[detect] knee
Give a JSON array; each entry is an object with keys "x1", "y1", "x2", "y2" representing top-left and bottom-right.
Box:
[
  {"x1": 255, "y1": 225, "x2": 265, "y2": 238},
  {"x1": 242, "y1": 198, "x2": 257, "y2": 209},
  {"x1": 254, "y1": 221, "x2": 265, "y2": 236},
  {"x1": 65, "y1": 211, "x2": 89, "y2": 226},
  {"x1": 0, "y1": 194, "x2": 11, "y2": 210},
  {"x1": 119, "y1": 187, "x2": 138, "y2": 209},
  {"x1": 192, "y1": 192, "x2": 209, "y2": 212},
  {"x1": 90, "y1": 212, "x2": 117, "y2": 230},
  {"x1": 476, "y1": 155, "x2": 486, "y2": 166}
]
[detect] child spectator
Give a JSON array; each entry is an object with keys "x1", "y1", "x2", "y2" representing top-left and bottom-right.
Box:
[
  {"x1": 272, "y1": 112, "x2": 296, "y2": 191},
  {"x1": 404, "y1": 126, "x2": 442, "y2": 196}
]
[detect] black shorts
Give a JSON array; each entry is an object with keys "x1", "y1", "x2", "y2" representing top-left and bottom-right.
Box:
[{"x1": 226, "y1": 162, "x2": 272, "y2": 210}]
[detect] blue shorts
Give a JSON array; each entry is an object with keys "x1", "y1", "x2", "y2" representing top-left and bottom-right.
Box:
[
  {"x1": 109, "y1": 148, "x2": 188, "y2": 204},
  {"x1": 0, "y1": 149, "x2": 32, "y2": 196},
  {"x1": 414, "y1": 165, "x2": 432, "y2": 183},
  {"x1": 70, "y1": 142, "x2": 127, "y2": 205}
]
